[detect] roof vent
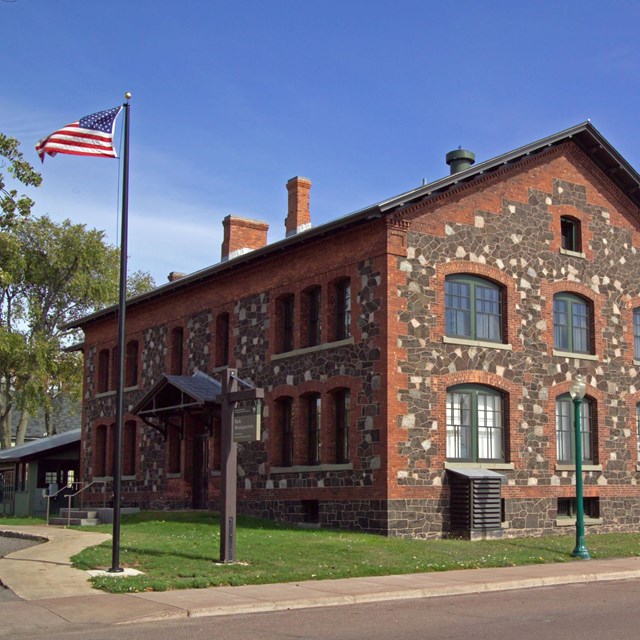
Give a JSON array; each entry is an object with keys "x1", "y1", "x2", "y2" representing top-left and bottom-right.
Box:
[{"x1": 446, "y1": 149, "x2": 475, "y2": 175}]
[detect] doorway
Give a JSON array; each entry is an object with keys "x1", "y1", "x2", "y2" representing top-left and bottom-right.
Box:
[{"x1": 192, "y1": 434, "x2": 209, "y2": 509}]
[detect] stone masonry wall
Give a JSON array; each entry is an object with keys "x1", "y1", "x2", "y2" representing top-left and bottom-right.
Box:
[{"x1": 392, "y1": 144, "x2": 640, "y2": 536}]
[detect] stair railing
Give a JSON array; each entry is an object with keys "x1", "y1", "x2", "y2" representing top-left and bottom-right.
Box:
[
  {"x1": 45, "y1": 482, "x2": 81, "y2": 525},
  {"x1": 63, "y1": 480, "x2": 109, "y2": 527},
  {"x1": 45, "y1": 480, "x2": 108, "y2": 526}
]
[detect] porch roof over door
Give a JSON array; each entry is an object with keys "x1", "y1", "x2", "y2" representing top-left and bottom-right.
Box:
[{"x1": 132, "y1": 371, "x2": 222, "y2": 438}]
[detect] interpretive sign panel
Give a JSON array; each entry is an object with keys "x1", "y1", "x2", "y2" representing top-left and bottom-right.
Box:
[{"x1": 233, "y1": 405, "x2": 261, "y2": 443}]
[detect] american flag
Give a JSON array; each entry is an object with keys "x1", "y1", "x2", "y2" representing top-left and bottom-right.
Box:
[{"x1": 35, "y1": 106, "x2": 123, "y2": 162}]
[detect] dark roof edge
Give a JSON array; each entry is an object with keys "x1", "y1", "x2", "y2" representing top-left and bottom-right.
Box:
[{"x1": 66, "y1": 121, "x2": 640, "y2": 330}]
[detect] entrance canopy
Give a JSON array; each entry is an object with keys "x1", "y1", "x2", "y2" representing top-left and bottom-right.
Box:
[{"x1": 132, "y1": 371, "x2": 222, "y2": 438}]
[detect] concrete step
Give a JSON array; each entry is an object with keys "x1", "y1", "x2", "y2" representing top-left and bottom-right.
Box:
[
  {"x1": 59, "y1": 509, "x2": 98, "y2": 519},
  {"x1": 48, "y1": 517, "x2": 100, "y2": 526}
]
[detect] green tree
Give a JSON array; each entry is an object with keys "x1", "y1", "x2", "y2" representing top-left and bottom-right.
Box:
[
  {"x1": 0, "y1": 133, "x2": 42, "y2": 229},
  {"x1": 0, "y1": 134, "x2": 155, "y2": 446},
  {"x1": 0, "y1": 215, "x2": 156, "y2": 446}
]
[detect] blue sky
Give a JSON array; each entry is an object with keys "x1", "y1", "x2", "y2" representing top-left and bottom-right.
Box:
[{"x1": 3, "y1": 1, "x2": 640, "y2": 284}]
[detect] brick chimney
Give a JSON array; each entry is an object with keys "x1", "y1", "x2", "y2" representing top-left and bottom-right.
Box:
[
  {"x1": 221, "y1": 215, "x2": 269, "y2": 262},
  {"x1": 285, "y1": 176, "x2": 311, "y2": 237}
]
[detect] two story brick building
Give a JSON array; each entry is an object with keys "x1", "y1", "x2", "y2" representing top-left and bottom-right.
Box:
[{"x1": 71, "y1": 122, "x2": 640, "y2": 538}]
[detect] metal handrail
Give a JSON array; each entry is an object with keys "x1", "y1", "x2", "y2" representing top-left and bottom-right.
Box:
[
  {"x1": 45, "y1": 481, "x2": 82, "y2": 525},
  {"x1": 45, "y1": 480, "x2": 108, "y2": 526},
  {"x1": 64, "y1": 480, "x2": 109, "y2": 527}
]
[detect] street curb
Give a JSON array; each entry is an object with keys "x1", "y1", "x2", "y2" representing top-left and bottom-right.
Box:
[
  {"x1": 0, "y1": 530, "x2": 48, "y2": 543},
  {"x1": 116, "y1": 567, "x2": 640, "y2": 624}
]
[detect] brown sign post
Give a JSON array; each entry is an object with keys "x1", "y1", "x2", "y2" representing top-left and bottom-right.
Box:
[{"x1": 219, "y1": 367, "x2": 264, "y2": 563}]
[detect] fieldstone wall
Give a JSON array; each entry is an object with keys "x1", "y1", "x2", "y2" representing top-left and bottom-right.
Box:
[{"x1": 395, "y1": 149, "x2": 640, "y2": 536}]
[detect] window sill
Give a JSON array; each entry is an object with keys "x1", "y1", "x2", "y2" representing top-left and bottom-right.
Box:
[
  {"x1": 166, "y1": 473, "x2": 182, "y2": 479},
  {"x1": 634, "y1": 360, "x2": 640, "y2": 367},
  {"x1": 637, "y1": 464, "x2": 640, "y2": 472},
  {"x1": 95, "y1": 385, "x2": 138, "y2": 398},
  {"x1": 121, "y1": 475, "x2": 136, "y2": 481},
  {"x1": 555, "y1": 517, "x2": 603, "y2": 527},
  {"x1": 271, "y1": 337, "x2": 355, "y2": 360},
  {"x1": 442, "y1": 336, "x2": 512, "y2": 351},
  {"x1": 559, "y1": 248, "x2": 586, "y2": 259},
  {"x1": 270, "y1": 463, "x2": 354, "y2": 473},
  {"x1": 92, "y1": 476, "x2": 113, "y2": 481},
  {"x1": 555, "y1": 464, "x2": 602, "y2": 472},
  {"x1": 552, "y1": 350, "x2": 599, "y2": 362},
  {"x1": 444, "y1": 461, "x2": 514, "y2": 470}
]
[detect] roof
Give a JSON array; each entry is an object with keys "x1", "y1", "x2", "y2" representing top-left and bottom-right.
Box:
[
  {"x1": 66, "y1": 121, "x2": 640, "y2": 330},
  {"x1": 133, "y1": 371, "x2": 222, "y2": 418},
  {"x1": 0, "y1": 429, "x2": 81, "y2": 463}
]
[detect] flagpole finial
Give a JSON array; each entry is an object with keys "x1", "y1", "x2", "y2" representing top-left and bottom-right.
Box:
[{"x1": 124, "y1": 92, "x2": 132, "y2": 101}]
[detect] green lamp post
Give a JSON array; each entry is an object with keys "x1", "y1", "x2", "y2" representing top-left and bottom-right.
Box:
[{"x1": 569, "y1": 373, "x2": 591, "y2": 560}]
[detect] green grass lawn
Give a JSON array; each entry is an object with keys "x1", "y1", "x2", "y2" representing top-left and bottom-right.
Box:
[
  {"x1": 0, "y1": 516, "x2": 47, "y2": 526},
  {"x1": 48, "y1": 511, "x2": 640, "y2": 593}
]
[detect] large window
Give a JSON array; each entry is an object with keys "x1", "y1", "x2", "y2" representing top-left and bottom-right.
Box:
[
  {"x1": 125, "y1": 340, "x2": 139, "y2": 388},
  {"x1": 333, "y1": 388, "x2": 351, "y2": 464},
  {"x1": 335, "y1": 279, "x2": 351, "y2": 340},
  {"x1": 560, "y1": 216, "x2": 582, "y2": 252},
  {"x1": 215, "y1": 312, "x2": 230, "y2": 367},
  {"x1": 306, "y1": 394, "x2": 322, "y2": 465},
  {"x1": 123, "y1": 421, "x2": 137, "y2": 476},
  {"x1": 554, "y1": 293, "x2": 591, "y2": 353},
  {"x1": 304, "y1": 286, "x2": 322, "y2": 347},
  {"x1": 556, "y1": 394, "x2": 594, "y2": 463},
  {"x1": 279, "y1": 295, "x2": 295, "y2": 352},
  {"x1": 445, "y1": 275, "x2": 503, "y2": 342},
  {"x1": 634, "y1": 309, "x2": 640, "y2": 360},
  {"x1": 278, "y1": 397, "x2": 294, "y2": 466},
  {"x1": 167, "y1": 423, "x2": 182, "y2": 474},
  {"x1": 97, "y1": 349, "x2": 110, "y2": 393},
  {"x1": 636, "y1": 403, "x2": 640, "y2": 463},
  {"x1": 170, "y1": 327, "x2": 184, "y2": 375},
  {"x1": 94, "y1": 424, "x2": 108, "y2": 477},
  {"x1": 446, "y1": 385, "x2": 505, "y2": 462}
]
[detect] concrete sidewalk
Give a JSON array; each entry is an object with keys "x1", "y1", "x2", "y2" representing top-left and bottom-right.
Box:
[{"x1": 1, "y1": 525, "x2": 640, "y2": 637}]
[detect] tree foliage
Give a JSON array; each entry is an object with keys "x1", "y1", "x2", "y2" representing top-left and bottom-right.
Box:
[
  {"x1": 0, "y1": 134, "x2": 42, "y2": 228},
  {"x1": 0, "y1": 135, "x2": 156, "y2": 446}
]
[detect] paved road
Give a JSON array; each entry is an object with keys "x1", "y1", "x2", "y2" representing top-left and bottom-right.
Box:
[
  {"x1": 16, "y1": 578, "x2": 640, "y2": 640},
  {"x1": 0, "y1": 534, "x2": 41, "y2": 602}
]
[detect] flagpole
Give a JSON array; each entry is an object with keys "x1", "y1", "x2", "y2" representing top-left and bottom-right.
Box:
[{"x1": 109, "y1": 92, "x2": 132, "y2": 573}]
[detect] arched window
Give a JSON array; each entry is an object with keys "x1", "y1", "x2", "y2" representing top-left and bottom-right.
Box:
[
  {"x1": 633, "y1": 309, "x2": 640, "y2": 360},
  {"x1": 125, "y1": 341, "x2": 139, "y2": 387},
  {"x1": 170, "y1": 327, "x2": 184, "y2": 375},
  {"x1": 215, "y1": 313, "x2": 230, "y2": 367},
  {"x1": 94, "y1": 425, "x2": 108, "y2": 477},
  {"x1": 167, "y1": 423, "x2": 182, "y2": 474},
  {"x1": 97, "y1": 349, "x2": 110, "y2": 393},
  {"x1": 553, "y1": 293, "x2": 592, "y2": 354},
  {"x1": 635, "y1": 403, "x2": 640, "y2": 463},
  {"x1": 334, "y1": 279, "x2": 351, "y2": 341},
  {"x1": 556, "y1": 394, "x2": 594, "y2": 464},
  {"x1": 305, "y1": 393, "x2": 322, "y2": 465},
  {"x1": 332, "y1": 388, "x2": 351, "y2": 464},
  {"x1": 123, "y1": 421, "x2": 137, "y2": 476},
  {"x1": 445, "y1": 275, "x2": 503, "y2": 342},
  {"x1": 303, "y1": 286, "x2": 322, "y2": 347},
  {"x1": 277, "y1": 397, "x2": 294, "y2": 466},
  {"x1": 446, "y1": 385, "x2": 505, "y2": 462},
  {"x1": 277, "y1": 295, "x2": 295, "y2": 353}
]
